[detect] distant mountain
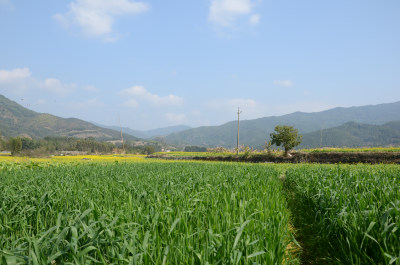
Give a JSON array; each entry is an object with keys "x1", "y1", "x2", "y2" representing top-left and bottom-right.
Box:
[
  {"x1": 299, "y1": 121, "x2": 400, "y2": 148},
  {"x1": 163, "y1": 101, "x2": 400, "y2": 149},
  {"x1": 0, "y1": 94, "x2": 138, "y2": 141},
  {"x1": 94, "y1": 123, "x2": 191, "y2": 139}
]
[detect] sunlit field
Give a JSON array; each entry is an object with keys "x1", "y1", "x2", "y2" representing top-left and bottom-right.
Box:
[
  {"x1": 1, "y1": 157, "x2": 399, "y2": 264},
  {"x1": 285, "y1": 164, "x2": 400, "y2": 264},
  {"x1": 0, "y1": 160, "x2": 297, "y2": 264}
]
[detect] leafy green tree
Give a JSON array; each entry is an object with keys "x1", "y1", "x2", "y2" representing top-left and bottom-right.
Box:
[
  {"x1": 9, "y1": 137, "x2": 22, "y2": 156},
  {"x1": 270, "y1": 125, "x2": 302, "y2": 157},
  {"x1": 144, "y1": 145, "x2": 155, "y2": 155}
]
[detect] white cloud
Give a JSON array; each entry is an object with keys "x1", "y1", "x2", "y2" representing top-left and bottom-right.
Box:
[
  {"x1": 165, "y1": 112, "x2": 186, "y2": 123},
  {"x1": 273, "y1": 80, "x2": 293, "y2": 87},
  {"x1": 42, "y1": 78, "x2": 77, "y2": 95},
  {"x1": 249, "y1": 14, "x2": 260, "y2": 25},
  {"x1": 209, "y1": 0, "x2": 259, "y2": 27},
  {"x1": 120, "y1": 86, "x2": 184, "y2": 107},
  {"x1": 54, "y1": 0, "x2": 149, "y2": 39},
  {"x1": 0, "y1": 68, "x2": 31, "y2": 83},
  {"x1": 0, "y1": 67, "x2": 96, "y2": 96}
]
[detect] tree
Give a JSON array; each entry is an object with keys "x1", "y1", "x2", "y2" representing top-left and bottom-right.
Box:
[
  {"x1": 270, "y1": 125, "x2": 302, "y2": 157},
  {"x1": 9, "y1": 137, "x2": 22, "y2": 156},
  {"x1": 144, "y1": 145, "x2": 155, "y2": 155}
]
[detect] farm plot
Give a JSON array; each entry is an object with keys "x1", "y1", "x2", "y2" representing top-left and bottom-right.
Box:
[
  {"x1": 285, "y1": 165, "x2": 400, "y2": 264},
  {"x1": 0, "y1": 161, "x2": 297, "y2": 264}
]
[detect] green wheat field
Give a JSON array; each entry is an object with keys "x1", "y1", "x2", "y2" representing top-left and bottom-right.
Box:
[{"x1": 1, "y1": 159, "x2": 399, "y2": 264}]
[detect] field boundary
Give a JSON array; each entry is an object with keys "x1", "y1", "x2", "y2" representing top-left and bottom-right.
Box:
[{"x1": 149, "y1": 152, "x2": 400, "y2": 164}]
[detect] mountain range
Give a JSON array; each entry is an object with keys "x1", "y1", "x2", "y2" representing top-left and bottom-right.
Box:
[
  {"x1": 300, "y1": 121, "x2": 400, "y2": 148},
  {"x1": 162, "y1": 101, "x2": 400, "y2": 149},
  {"x1": 1, "y1": 93, "x2": 400, "y2": 149},
  {"x1": 0, "y1": 94, "x2": 138, "y2": 141}
]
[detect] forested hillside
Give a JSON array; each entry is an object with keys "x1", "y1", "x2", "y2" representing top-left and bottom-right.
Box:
[
  {"x1": 299, "y1": 121, "x2": 400, "y2": 148},
  {"x1": 0, "y1": 94, "x2": 137, "y2": 141},
  {"x1": 163, "y1": 101, "x2": 400, "y2": 148}
]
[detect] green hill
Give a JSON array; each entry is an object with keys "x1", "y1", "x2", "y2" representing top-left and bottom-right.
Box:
[
  {"x1": 0, "y1": 94, "x2": 138, "y2": 141},
  {"x1": 299, "y1": 121, "x2": 400, "y2": 148},
  {"x1": 163, "y1": 101, "x2": 400, "y2": 149}
]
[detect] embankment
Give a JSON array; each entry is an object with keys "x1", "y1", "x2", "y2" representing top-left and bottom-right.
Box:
[{"x1": 148, "y1": 152, "x2": 400, "y2": 164}]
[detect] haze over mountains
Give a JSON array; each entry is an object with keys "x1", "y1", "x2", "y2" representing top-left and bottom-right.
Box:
[
  {"x1": 93, "y1": 123, "x2": 191, "y2": 139},
  {"x1": 162, "y1": 101, "x2": 400, "y2": 149},
  {"x1": 300, "y1": 121, "x2": 400, "y2": 149},
  {"x1": 1, "y1": 93, "x2": 400, "y2": 149}
]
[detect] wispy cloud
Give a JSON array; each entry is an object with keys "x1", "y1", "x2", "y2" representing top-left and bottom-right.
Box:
[
  {"x1": 53, "y1": 0, "x2": 149, "y2": 40},
  {"x1": 273, "y1": 80, "x2": 293, "y2": 87},
  {"x1": 209, "y1": 0, "x2": 259, "y2": 28},
  {"x1": 41, "y1": 78, "x2": 77, "y2": 95},
  {"x1": 120, "y1": 86, "x2": 184, "y2": 107},
  {"x1": 0, "y1": 68, "x2": 31, "y2": 83},
  {"x1": 0, "y1": 67, "x2": 97, "y2": 97}
]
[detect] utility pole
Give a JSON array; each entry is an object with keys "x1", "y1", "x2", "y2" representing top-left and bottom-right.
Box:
[
  {"x1": 237, "y1": 107, "x2": 242, "y2": 156},
  {"x1": 118, "y1": 114, "x2": 125, "y2": 154}
]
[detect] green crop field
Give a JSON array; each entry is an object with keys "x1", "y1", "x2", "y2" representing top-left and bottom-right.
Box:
[
  {"x1": 1, "y1": 158, "x2": 400, "y2": 264},
  {"x1": 285, "y1": 164, "x2": 400, "y2": 264},
  {"x1": 0, "y1": 161, "x2": 297, "y2": 264}
]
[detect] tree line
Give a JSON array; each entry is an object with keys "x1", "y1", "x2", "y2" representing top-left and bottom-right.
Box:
[{"x1": 0, "y1": 134, "x2": 161, "y2": 156}]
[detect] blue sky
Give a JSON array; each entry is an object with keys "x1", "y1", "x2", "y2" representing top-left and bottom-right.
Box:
[{"x1": 0, "y1": 0, "x2": 399, "y2": 130}]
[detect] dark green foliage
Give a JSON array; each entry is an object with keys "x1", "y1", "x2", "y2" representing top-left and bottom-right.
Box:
[
  {"x1": 122, "y1": 141, "x2": 162, "y2": 154},
  {"x1": 4, "y1": 136, "x2": 116, "y2": 155},
  {"x1": 270, "y1": 125, "x2": 302, "y2": 156},
  {"x1": 143, "y1": 145, "x2": 155, "y2": 154},
  {"x1": 9, "y1": 137, "x2": 22, "y2": 156}
]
